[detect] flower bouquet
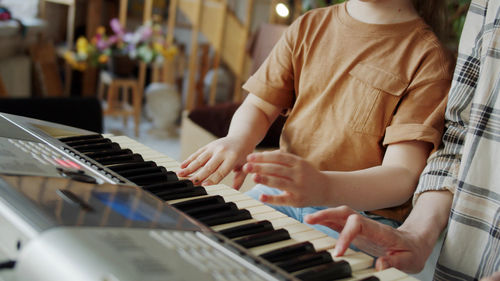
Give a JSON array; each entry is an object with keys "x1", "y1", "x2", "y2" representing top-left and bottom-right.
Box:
[{"x1": 64, "y1": 18, "x2": 178, "y2": 76}]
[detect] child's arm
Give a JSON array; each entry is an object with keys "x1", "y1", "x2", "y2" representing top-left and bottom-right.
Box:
[
  {"x1": 243, "y1": 140, "x2": 431, "y2": 210},
  {"x1": 177, "y1": 94, "x2": 282, "y2": 189}
]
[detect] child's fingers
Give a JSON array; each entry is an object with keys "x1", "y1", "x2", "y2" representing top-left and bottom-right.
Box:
[
  {"x1": 252, "y1": 172, "x2": 292, "y2": 190},
  {"x1": 179, "y1": 146, "x2": 206, "y2": 169},
  {"x1": 232, "y1": 170, "x2": 247, "y2": 190},
  {"x1": 200, "y1": 156, "x2": 235, "y2": 186},
  {"x1": 190, "y1": 153, "x2": 226, "y2": 184},
  {"x1": 247, "y1": 150, "x2": 297, "y2": 166},
  {"x1": 259, "y1": 193, "x2": 291, "y2": 205},
  {"x1": 178, "y1": 150, "x2": 212, "y2": 178},
  {"x1": 243, "y1": 162, "x2": 291, "y2": 179}
]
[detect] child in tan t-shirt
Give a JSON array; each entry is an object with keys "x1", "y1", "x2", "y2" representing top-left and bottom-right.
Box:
[{"x1": 177, "y1": 0, "x2": 455, "y2": 238}]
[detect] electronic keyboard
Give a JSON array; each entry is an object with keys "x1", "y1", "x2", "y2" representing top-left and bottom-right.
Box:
[{"x1": 0, "y1": 112, "x2": 417, "y2": 281}]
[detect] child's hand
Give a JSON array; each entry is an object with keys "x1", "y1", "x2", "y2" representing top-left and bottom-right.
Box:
[
  {"x1": 243, "y1": 150, "x2": 328, "y2": 206},
  {"x1": 177, "y1": 136, "x2": 254, "y2": 189}
]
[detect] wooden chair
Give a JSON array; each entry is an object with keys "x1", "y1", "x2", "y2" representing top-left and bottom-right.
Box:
[
  {"x1": 98, "y1": 70, "x2": 142, "y2": 137},
  {"x1": 29, "y1": 41, "x2": 64, "y2": 97}
]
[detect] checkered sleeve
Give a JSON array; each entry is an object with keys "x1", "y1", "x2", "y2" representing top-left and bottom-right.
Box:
[{"x1": 414, "y1": 8, "x2": 484, "y2": 202}]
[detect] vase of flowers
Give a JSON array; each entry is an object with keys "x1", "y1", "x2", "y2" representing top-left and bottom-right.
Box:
[
  {"x1": 64, "y1": 18, "x2": 178, "y2": 77},
  {"x1": 107, "y1": 52, "x2": 136, "y2": 77}
]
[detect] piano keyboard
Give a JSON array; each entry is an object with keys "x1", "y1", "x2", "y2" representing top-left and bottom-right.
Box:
[{"x1": 58, "y1": 133, "x2": 417, "y2": 281}]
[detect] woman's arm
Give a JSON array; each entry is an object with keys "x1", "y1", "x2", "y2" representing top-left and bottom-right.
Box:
[{"x1": 244, "y1": 140, "x2": 431, "y2": 210}]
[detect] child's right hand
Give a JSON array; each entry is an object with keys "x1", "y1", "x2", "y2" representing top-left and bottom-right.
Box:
[{"x1": 176, "y1": 135, "x2": 255, "y2": 189}]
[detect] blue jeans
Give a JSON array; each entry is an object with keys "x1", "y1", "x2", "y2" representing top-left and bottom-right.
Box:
[{"x1": 245, "y1": 184, "x2": 401, "y2": 245}]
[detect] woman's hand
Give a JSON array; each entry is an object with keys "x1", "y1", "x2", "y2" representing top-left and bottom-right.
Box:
[
  {"x1": 305, "y1": 206, "x2": 431, "y2": 273},
  {"x1": 243, "y1": 150, "x2": 328, "y2": 207},
  {"x1": 177, "y1": 136, "x2": 254, "y2": 189}
]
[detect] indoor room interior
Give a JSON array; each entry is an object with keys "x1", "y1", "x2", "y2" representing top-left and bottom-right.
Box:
[
  {"x1": 0, "y1": 0, "x2": 301, "y2": 164},
  {"x1": 0, "y1": 1, "x2": 472, "y2": 281},
  {"x1": 0, "y1": 0, "x2": 467, "y2": 175}
]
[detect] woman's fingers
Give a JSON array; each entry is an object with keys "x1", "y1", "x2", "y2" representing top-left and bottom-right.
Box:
[
  {"x1": 332, "y1": 213, "x2": 365, "y2": 256},
  {"x1": 305, "y1": 207, "x2": 356, "y2": 254},
  {"x1": 306, "y1": 207, "x2": 429, "y2": 274},
  {"x1": 375, "y1": 252, "x2": 421, "y2": 274}
]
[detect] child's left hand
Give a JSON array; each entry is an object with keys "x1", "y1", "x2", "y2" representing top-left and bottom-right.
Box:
[{"x1": 242, "y1": 150, "x2": 328, "y2": 207}]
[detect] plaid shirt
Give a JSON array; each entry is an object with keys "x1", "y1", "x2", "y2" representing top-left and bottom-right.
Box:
[{"x1": 415, "y1": 0, "x2": 500, "y2": 279}]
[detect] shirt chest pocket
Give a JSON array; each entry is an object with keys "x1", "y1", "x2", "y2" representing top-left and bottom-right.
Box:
[{"x1": 348, "y1": 63, "x2": 408, "y2": 136}]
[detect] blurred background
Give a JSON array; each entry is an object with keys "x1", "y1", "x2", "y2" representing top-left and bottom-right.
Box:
[{"x1": 0, "y1": 0, "x2": 471, "y2": 162}]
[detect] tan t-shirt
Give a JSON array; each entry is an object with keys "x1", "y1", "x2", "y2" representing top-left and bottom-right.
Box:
[{"x1": 242, "y1": 3, "x2": 455, "y2": 222}]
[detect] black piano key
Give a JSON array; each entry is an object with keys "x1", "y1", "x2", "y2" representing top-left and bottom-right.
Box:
[
  {"x1": 198, "y1": 209, "x2": 252, "y2": 226},
  {"x1": 117, "y1": 166, "x2": 167, "y2": 178},
  {"x1": 63, "y1": 138, "x2": 112, "y2": 147},
  {"x1": 219, "y1": 220, "x2": 274, "y2": 239},
  {"x1": 260, "y1": 242, "x2": 316, "y2": 263},
  {"x1": 71, "y1": 142, "x2": 122, "y2": 152},
  {"x1": 294, "y1": 260, "x2": 352, "y2": 281},
  {"x1": 127, "y1": 171, "x2": 178, "y2": 185},
  {"x1": 233, "y1": 229, "x2": 290, "y2": 248},
  {"x1": 143, "y1": 179, "x2": 193, "y2": 192},
  {"x1": 97, "y1": 154, "x2": 144, "y2": 165},
  {"x1": 172, "y1": 195, "x2": 225, "y2": 211},
  {"x1": 157, "y1": 186, "x2": 207, "y2": 201},
  {"x1": 59, "y1": 134, "x2": 103, "y2": 143},
  {"x1": 358, "y1": 277, "x2": 380, "y2": 281},
  {"x1": 275, "y1": 251, "x2": 333, "y2": 273},
  {"x1": 84, "y1": 149, "x2": 133, "y2": 159},
  {"x1": 154, "y1": 185, "x2": 204, "y2": 198},
  {"x1": 184, "y1": 202, "x2": 239, "y2": 218},
  {"x1": 106, "y1": 161, "x2": 158, "y2": 173}
]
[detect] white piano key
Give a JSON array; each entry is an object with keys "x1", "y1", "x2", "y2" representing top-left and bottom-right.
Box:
[
  {"x1": 210, "y1": 219, "x2": 259, "y2": 232},
  {"x1": 289, "y1": 229, "x2": 326, "y2": 242},
  {"x1": 223, "y1": 193, "x2": 260, "y2": 204},
  {"x1": 252, "y1": 210, "x2": 287, "y2": 220},
  {"x1": 233, "y1": 199, "x2": 264, "y2": 209},
  {"x1": 327, "y1": 249, "x2": 374, "y2": 271},
  {"x1": 249, "y1": 239, "x2": 300, "y2": 256},
  {"x1": 246, "y1": 205, "x2": 284, "y2": 216},
  {"x1": 206, "y1": 186, "x2": 241, "y2": 196},
  {"x1": 281, "y1": 223, "x2": 315, "y2": 234},
  {"x1": 167, "y1": 194, "x2": 211, "y2": 205},
  {"x1": 205, "y1": 184, "x2": 233, "y2": 191},
  {"x1": 309, "y1": 236, "x2": 337, "y2": 251},
  {"x1": 265, "y1": 216, "x2": 301, "y2": 228}
]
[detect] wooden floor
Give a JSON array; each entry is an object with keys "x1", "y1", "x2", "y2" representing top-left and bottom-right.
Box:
[{"x1": 103, "y1": 115, "x2": 181, "y2": 161}]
